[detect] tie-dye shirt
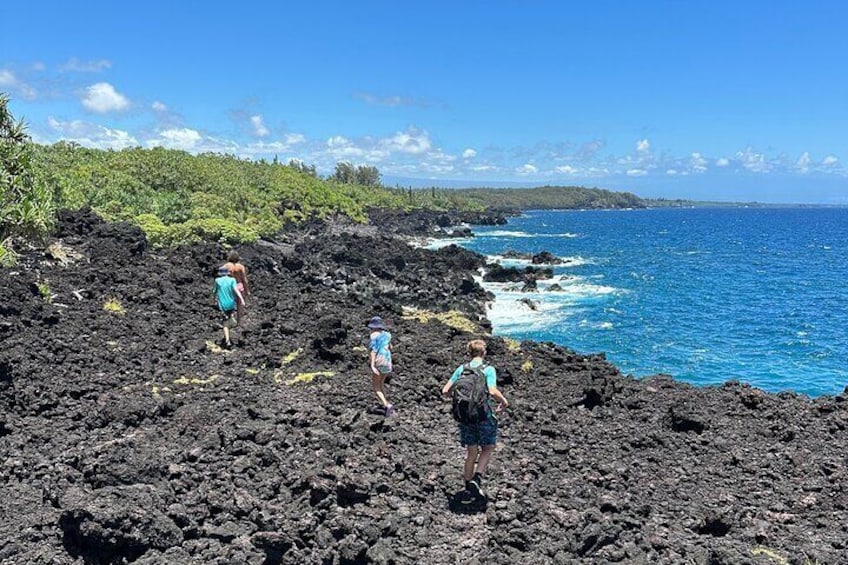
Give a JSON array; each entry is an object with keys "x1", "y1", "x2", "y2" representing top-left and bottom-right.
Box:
[{"x1": 370, "y1": 330, "x2": 392, "y2": 371}]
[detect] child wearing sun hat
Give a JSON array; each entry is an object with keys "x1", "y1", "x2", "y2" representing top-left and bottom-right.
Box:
[{"x1": 367, "y1": 315, "x2": 394, "y2": 416}]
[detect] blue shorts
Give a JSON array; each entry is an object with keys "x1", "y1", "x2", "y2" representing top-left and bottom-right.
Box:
[{"x1": 459, "y1": 415, "x2": 498, "y2": 447}]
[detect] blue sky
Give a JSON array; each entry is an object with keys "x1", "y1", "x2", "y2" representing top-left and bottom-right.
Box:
[{"x1": 2, "y1": 1, "x2": 846, "y2": 203}]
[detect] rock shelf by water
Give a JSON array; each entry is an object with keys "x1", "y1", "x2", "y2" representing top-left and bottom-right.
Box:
[{"x1": 0, "y1": 209, "x2": 846, "y2": 564}]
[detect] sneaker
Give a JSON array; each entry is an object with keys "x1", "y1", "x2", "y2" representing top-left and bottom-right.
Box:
[
  {"x1": 384, "y1": 404, "x2": 395, "y2": 417},
  {"x1": 469, "y1": 473, "x2": 485, "y2": 498}
]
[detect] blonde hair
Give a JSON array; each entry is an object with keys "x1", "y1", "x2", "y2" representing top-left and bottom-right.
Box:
[{"x1": 467, "y1": 339, "x2": 487, "y2": 358}]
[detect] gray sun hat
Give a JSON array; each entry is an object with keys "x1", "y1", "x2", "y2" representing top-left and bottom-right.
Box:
[{"x1": 367, "y1": 316, "x2": 387, "y2": 330}]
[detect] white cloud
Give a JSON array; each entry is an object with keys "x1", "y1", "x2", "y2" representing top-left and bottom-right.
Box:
[
  {"x1": 327, "y1": 135, "x2": 349, "y2": 148},
  {"x1": 146, "y1": 128, "x2": 202, "y2": 150},
  {"x1": 0, "y1": 69, "x2": 37, "y2": 100},
  {"x1": 716, "y1": 157, "x2": 730, "y2": 167},
  {"x1": 47, "y1": 116, "x2": 137, "y2": 149},
  {"x1": 666, "y1": 169, "x2": 678, "y2": 175},
  {"x1": 576, "y1": 140, "x2": 605, "y2": 162},
  {"x1": 636, "y1": 139, "x2": 650, "y2": 153},
  {"x1": 462, "y1": 148, "x2": 477, "y2": 159},
  {"x1": 555, "y1": 165, "x2": 579, "y2": 175},
  {"x1": 284, "y1": 133, "x2": 306, "y2": 145},
  {"x1": 736, "y1": 147, "x2": 770, "y2": 173},
  {"x1": 250, "y1": 115, "x2": 270, "y2": 137},
  {"x1": 626, "y1": 168, "x2": 648, "y2": 176},
  {"x1": 822, "y1": 155, "x2": 839, "y2": 166},
  {"x1": 81, "y1": 82, "x2": 130, "y2": 113},
  {"x1": 61, "y1": 58, "x2": 112, "y2": 72},
  {"x1": 381, "y1": 128, "x2": 432, "y2": 155},
  {"x1": 152, "y1": 101, "x2": 167, "y2": 112},
  {"x1": 796, "y1": 152, "x2": 812, "y2": 173},
  {"x1": 326, "y1": 135, "x2": 365, "y2": 158},
  {"x1": 690, "y1": 152, "x2": 708, "y2": 173},
  {"x1": 243, "y1": 134, "x2": 306, "y2": 156},
  {"x1": 517, "y1": 164, "x2": 538, "y2": 175}
]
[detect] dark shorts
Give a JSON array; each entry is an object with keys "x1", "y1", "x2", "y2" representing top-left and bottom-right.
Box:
[
  {"x1": 220, "y1": 309, "x2": 237, "y2": 328},
  {"x1": 459, "y1": 415, "x2": 498, "y2": 447}
]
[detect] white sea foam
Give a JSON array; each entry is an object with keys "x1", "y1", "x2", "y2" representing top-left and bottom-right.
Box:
[
  {"x1": 578, "y1": 319, "x2": 614, "y2": 330},
  {"x1": 476, "y1": 271, "x2": 623, "y2": 332},
  {"x1": 541, "y1": 232, "x2": 579, "y2": 238},
  {"x1": 484, "y1": 296, "x2": 566, "y2": 331},
  {"x1": 478, "y1": 230, "x2": 533, "y2": 238},
  {"x1": 485, "y1": 255, "x2": 593, "y2": 267},
  {"x1": 486, "y1": 255, "x2": 533, "y2": 267},
  {"x1": 560, "y1": 256, "x2": 592, "y2": 267},
  {"x1": 420, "y1": 237, "x2": 473, "y2": 250}
]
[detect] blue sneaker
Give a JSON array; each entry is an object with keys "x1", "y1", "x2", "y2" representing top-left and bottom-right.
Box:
[{"x1": 385, "y1": 404, "x2": 395, "y2": 417}]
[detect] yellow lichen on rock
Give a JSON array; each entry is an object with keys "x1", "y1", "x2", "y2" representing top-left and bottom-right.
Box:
[
  {"x1": 103, "y1": 298, "x2": 126, "y2": 315},
  {"x1": 503, "y1": 337, "x2": 522, "y2": 352},
  {"x1": 282, "y1": 348, "x2": 303, "y2": 365},
  {"x1": 401, "y1": 306, "x2": 481, "y2": 334},
  {"x1": 284, "y1": 371, "x2": 335, "y2": 386},
  {"x1": 173, "y1": 374, "x2": 219, "y2": 385},
  {"x1": 750, "y1": 547, "x2": 789, "y2": 565},
  {"x1": 521, "y1": 360, "x2": 534, "y2": 373}
]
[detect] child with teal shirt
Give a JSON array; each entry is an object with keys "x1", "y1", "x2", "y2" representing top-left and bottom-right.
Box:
[{"x1": 214, "y1": 266, "x2": 244, "y2": 348}]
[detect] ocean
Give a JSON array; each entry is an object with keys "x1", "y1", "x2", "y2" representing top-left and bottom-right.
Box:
[{"x1": 434, "y1": 207, "x2": 848, "y2": 397}]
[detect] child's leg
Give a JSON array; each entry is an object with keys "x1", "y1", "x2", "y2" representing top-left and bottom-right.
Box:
[
  {"x1": 476, "y1": 444, "x2": 496, "y2": 476},
  {"x1": 223, "y1": 325, "x2": 231, "y2": 345},
  {"x1": 236, "y1": 301, "x2": 245, "y2": 327},
  {"x1": 371, "y1": 373, "x2": 388, "y2": 407},
  {"x1": 464, "y1": 446, "x2": 480, "y2": 481}
]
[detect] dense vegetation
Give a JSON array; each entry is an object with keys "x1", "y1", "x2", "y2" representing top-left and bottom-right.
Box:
[
  {"x1": 0, "y1": 94, "x2": 55, "y2": 263},
  {"x1": 442, "y1": 185, "x2": 645, "y2": 210},
  {"x1": 1, "y1": 96, "x2": 479, "y2": 249},
  {"x1": 29, "y1": 143, "x2": 480, "y2": 246},
  {"x1": 2, "y1": 94, "x2": 658, "y2": 252}
]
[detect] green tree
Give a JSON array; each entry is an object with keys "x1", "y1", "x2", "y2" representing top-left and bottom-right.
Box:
[
  {"x1": 330, "y1": 161, "x2": 357, "y2": 184},
  {"x1": 287, "y1": 158, "x2": 317, "y2": 177},
  {"x1": 355, "y1": 165, "x2": 381, "y2": 187},
  {"x1": 0, "y1": 93, "x2": 55, "y2": 242}
]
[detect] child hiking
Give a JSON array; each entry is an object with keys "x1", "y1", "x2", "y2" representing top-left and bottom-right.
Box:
[
  {"x1": 367, "y1": 316, "x2": 394, "y2": 417},
  {"x1": 222, "y1": 251, "x2": 250, "y2": 327},
  {"x1": 442, "y1": 339, "x2": 509, "y2": 499},
  {"x1": 213, "y1": 266, "x2": 244, "y2": 348}
]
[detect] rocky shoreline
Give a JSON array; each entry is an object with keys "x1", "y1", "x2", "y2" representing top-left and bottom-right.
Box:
[{"x1": 1, "y1": 209, "x2": 846, "y2": 564}]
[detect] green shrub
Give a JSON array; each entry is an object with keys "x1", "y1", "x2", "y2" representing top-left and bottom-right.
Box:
[
  {"x1": 1, "y1": 94, "x2": 56, "y2": 243},
  {"x1": 36, "y1": 280, "x2": 52, "y2": 303}
]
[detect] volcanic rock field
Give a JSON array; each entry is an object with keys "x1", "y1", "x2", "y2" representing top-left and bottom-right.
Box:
[{"x1": 1, "y1": 209, "x2": 846, "y2": 564}]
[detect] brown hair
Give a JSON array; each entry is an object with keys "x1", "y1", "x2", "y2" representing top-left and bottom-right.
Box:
[
  {"x1": 227, "y1": 251, "x2": 240, "y2": 263},
  {"x1": 467, "y1": 339, "x2": 487, "y2": 358}
]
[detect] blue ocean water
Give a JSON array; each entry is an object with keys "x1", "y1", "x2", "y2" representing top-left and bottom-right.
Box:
[{"x1": 452, "y1": 208, "x2": 848, "y2": 397}]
